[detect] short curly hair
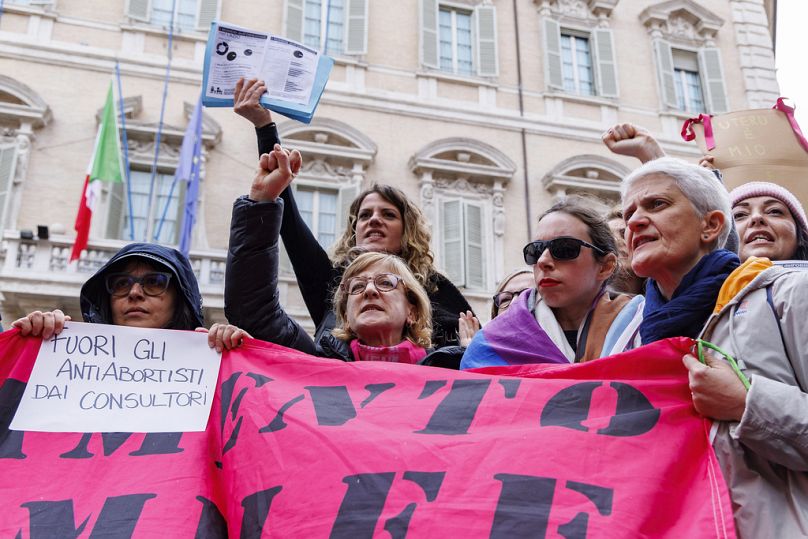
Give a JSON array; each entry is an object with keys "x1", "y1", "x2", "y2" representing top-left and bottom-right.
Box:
[
  {"x1": 332, "y1": 252, "x2": 432, "y2": 348},
  {"x1": 331, "y1": 184, "x2": 438, "y2": 292}
]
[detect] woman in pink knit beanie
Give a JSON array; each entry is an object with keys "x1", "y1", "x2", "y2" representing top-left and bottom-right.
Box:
[{"x1": 730, "y1": 181, "x2": 808, "y2": 261}]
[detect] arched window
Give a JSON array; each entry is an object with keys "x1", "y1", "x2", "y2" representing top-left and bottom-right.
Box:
[
  {"x1": 639, "y1": 0, "x2": 728, "y2": 115},
  {"x1": 542, "y1": 154, "x2": 630, "y2": 205},
  {"x1": 277, "y1": 118, "x2": 376, "y2": 269},
  {"x1": 410, "y1": 137, "x2": 515, "y2": 290}
]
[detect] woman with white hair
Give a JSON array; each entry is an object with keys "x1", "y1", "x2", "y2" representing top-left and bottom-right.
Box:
[
  {"x1": 622, "y1": 157, "x2": 808, "y2": 538},
  {"x1": 621, "y1": 157, "x2": 738, "y2": 343}
]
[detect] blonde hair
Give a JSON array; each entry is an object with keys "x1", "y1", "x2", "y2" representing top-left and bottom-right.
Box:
[
  {"x1": 331, "y1": 185, "x2": 437, "y2": 292},
  {"x1": 333, "y1": 252, "x2": 432, "y2": 348}
]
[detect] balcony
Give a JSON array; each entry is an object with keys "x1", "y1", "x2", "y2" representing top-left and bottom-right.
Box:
[{"x1": 0, "y1": 233, "x2": 313, "y2": 332}]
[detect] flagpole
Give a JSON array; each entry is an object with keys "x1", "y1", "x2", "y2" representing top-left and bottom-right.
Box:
[
  {"x1": 115, "y1": 62, "x2": 136, "y2": 241},
  {"x1": 144, "y1": 0, "x2": 177, "y2": 242}
]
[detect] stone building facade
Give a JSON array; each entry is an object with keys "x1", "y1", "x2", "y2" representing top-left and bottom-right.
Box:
[{"x1": 0, "y1": 0, "x2": 779, "y2": 329}]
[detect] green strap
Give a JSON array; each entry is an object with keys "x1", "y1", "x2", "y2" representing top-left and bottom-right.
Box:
[{"x1": 696, "y1": 339, "x2": 751, "y2": 390}]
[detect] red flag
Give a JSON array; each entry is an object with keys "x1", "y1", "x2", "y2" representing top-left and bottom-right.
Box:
[
  {"x1": 0, "y1": 332, "x2": 735, "y2": 538},
  {"x1": 70, "y1": 83, "x2": 123, "y2": 262}
]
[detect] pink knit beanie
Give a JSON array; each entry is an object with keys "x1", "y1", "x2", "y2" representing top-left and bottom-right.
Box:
[{"x1": 729, "y1": 181, "x2": 808, "y2": 233}]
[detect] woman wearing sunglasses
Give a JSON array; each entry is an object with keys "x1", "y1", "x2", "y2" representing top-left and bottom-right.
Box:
[
  {"x1": 460, "y1": 197, "x2": 643, "y2": 369},
  {"x1": 12, "y1": 243, "x2": 204, "y2": 338}
]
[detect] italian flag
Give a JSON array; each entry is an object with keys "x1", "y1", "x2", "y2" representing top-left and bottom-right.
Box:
[{"x1": 70, "y1": 83, "x2": 123, "y2": 262}]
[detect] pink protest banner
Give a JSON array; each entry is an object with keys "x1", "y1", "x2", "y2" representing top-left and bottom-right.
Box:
[{"x1": 0, "y1": 330, "x2": 735, "y2": 538}]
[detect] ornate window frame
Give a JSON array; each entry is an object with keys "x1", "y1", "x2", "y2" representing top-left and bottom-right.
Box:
[
  {"x1": 95, "y1": 96, "x2": 221, "y2": 249},
  {"x1": 410, "y1": 137, "x2": 515, "y2": 290},
  {"x1": 542, "y1": 154, "x2": 630, "y2": 204},
  {"x1": 0, "y1": 75, "x2": 52, "y2": 233},
  {"x1": 639, "y1": 0, "x2": 728, "y2": 123}
]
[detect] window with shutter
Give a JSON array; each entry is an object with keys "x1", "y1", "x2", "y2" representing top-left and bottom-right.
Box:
[
  {"x1": 440, "y1": 198, "x2": 488, "y2": 290},
  {"x1": 699, "y1": 48, "x2": 728, "y2": 114},
  {"x1": 422, "y1": 2, "x2": 498, "y2": 79},
  {"x1": 126, "y1": 0, "x2": 219, "y2": 33},
  {"x1": 288, "y1": 0, "x2": 367, "y2": 56},
  {"x1": 441, "y1": 199, "x2": 464, "y2": 285},
  {"x1": 0, "y1": 144, "x2": 17, "y2": 232}
]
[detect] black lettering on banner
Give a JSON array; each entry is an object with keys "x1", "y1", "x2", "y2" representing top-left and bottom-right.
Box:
[
  {"x1": 331, "y1": 471, "x2": 445, "y2": 538},
  {"x1": 305, "y1": 386, "x2": 356, "y2": 426},
  {"x1": 416, "y1": 379, "x2": 491, "y2": 435},
  {"x1": 557, "y1": 481, "x2": 613, "y2": 539},
  {"x1": 417, "y1": 380, "x2": 447, "y2": 400},
  {"x1": 21, "y1": 493, "x2": 155, "y2": 538},
  {"x1": 360, "y1": 383, "x2": 395, "y2": 408},
  {"x1": 491, "y1": 474, "x2": 614, "y2": 539},
  {"x1": 383, "y1": 503, "x2": 416, "y2": 539},
  {"x1": 498, "y1": 379, "x2": 521, "y2": 399},
  {"x1": 194, "y1": 496, "x2": 228, "y2": 539},
  {"x1": 491, "y1": 474, "x2": 556, "y2": 538},
  {"x1": 240, "y1": 487, "x2": 283, "y2": 539},
  {"x1": 597, "y1": 382, "x2": 660, "y2": 437},
  {"x1": 259, "y1": 394, "x2": 305, "y2": 433},
  {"x1": 540, "y1": 382, "x2": 659, "y2": 437},
  {"x1": 0, "y1": 379, "x2": 26, "y2": 459},
  {"x1": 331, "y1": 473, "x2": 395, "y2": 538},
  {"x1": 60, "y1": 432, "x2": 183, "y2": 459}
]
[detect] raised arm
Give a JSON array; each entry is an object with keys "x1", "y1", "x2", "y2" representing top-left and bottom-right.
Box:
[
  {"x1": 236, "y1": 78, "x2": 338, "y2": 327},
  {"x1": 224, "y1": 147, "x2": 317, "y2": 355},
  {"x1": 602, "y1": 123, "x2": 666, "y2": 163}
]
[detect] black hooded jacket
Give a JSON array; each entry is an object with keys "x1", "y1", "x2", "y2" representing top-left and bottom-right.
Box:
[{"x1": 79, "y1": 243, "x2": 204, "y2": 329}]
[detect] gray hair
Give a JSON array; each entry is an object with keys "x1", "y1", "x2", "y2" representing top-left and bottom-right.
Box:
[{"x1": 621, "y1": 157, "x2": 732, "y2": 249}]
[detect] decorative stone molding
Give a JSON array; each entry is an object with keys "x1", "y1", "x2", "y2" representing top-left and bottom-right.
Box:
[
  {"x1": 409, "y1": 137, "x2": 516, "y2": 185},
  {"x1": 728, "y1": 0, "x2": 780, "y2": 107},
  {"x1": 542, "y1": 154, "x2": 630, "y2": 199},
  {"x1": 534, "y1": 0, "x2": 619, "y2": 25},
  {"x1": 0, "y1": 75, "x2": 52, "y2": 129},
  {"x1": 639, "y1": 0, "x2": 724, "y2": 43},
  {"x1": 279, "y1": 118, "x2": 377, "y2": 168}
]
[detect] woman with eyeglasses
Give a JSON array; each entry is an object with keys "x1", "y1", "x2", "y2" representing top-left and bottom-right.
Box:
[
  {"x1": 12, "y1": 243, "x2": 205, "y2": 338},
  {"x1": 460, "y1": 197, "x2": 644, "y2": 369},
  {"x1": 223, "y1": 147, "x2": 458, "y2": 365},
  {"x1": 231, "y1": 80, "x2": 472, "y2": 349}
]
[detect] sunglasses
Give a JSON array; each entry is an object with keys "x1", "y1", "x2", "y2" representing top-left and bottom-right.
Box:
[
  {"x1": 341, "y1": 273, "x2": 404, "y2": 295},
  {"x1": 493, "y1": 287, "x2": 531, "y2": 309},
  {"x1": 105, "y1": 272, "x2": 173, "y2": 297},
  {"x1": 523, "y1": 237, "x2": 606, "y2": 264}
]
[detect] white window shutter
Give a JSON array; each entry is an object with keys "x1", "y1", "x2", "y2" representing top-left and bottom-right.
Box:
[
  {"x1": 105, "y1": 180, "x2": 126, "y2": 239},
  {"x1": 653, "y1": 39, "x2": 678, "y2": 109},
  {"x1": 543, "y1": 18, "x2": 563, "y2": 91},
  {"x1": 196, "y1": 0, "x2": 219, "y2": 31},
  {"x1": 126, "y1": 0, "x2": 151, "y2": 22},
  {"x1": 475, "y1": 4, "x2": 498, "y2": 77},
  {"x1": 0, "y1": 144, "x2": 18, "y2": 231},
  {"x1": 420, "y1": 0, "x2": 439, "y2": 69},
  {"x1": 337, "y1": 182, "x2": 360, "y2": 236},
  {"x1": 284, "y1": 0, "x2": 305, "y2": 43},
  {"x1": 442, "y1": 199, "x2": 464, "y2": 286},
  {"x1": 699, "y1": 47, "x2": 729, "y2": 114},
  {"x1": 593, "y1": 28, "x2": 618, "y2": 98},
  {"x1": 464, "y1": 202, "x2": 485, "y2": 289},
  {"x1": 344, "y1": 0, "x2": 368, "y2": 55}
]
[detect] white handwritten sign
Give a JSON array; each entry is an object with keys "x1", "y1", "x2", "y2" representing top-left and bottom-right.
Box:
[{"x1": 11, "y1": 322, "x2": 221, "y2": 433}]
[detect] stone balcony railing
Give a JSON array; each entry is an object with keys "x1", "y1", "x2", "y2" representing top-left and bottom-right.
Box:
[
  {"x1": 0, "y1": 232, "x2": 316, "y2": 331},
  {"x1": 0, "y1": 233, "x2": 229, "y2": 322}
]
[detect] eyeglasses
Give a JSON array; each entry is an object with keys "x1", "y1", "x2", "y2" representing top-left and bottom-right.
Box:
[
  {"x1": 493, "y1": 287, "x2": 531, "y2": 310},
  {"x1": 523, "y1": 237, "x2": 607, "y2": 264},
  {"x1": 342, "y1": 273, "x2": 404, "y2": 295},
  {"x1": 105, "y1": 272, "x2": 173, "y2": 297}
]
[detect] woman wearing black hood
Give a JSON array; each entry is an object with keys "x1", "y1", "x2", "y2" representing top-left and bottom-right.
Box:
[{"x1": 12, "y1": 243, "x2": 204, "y2": 337}]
